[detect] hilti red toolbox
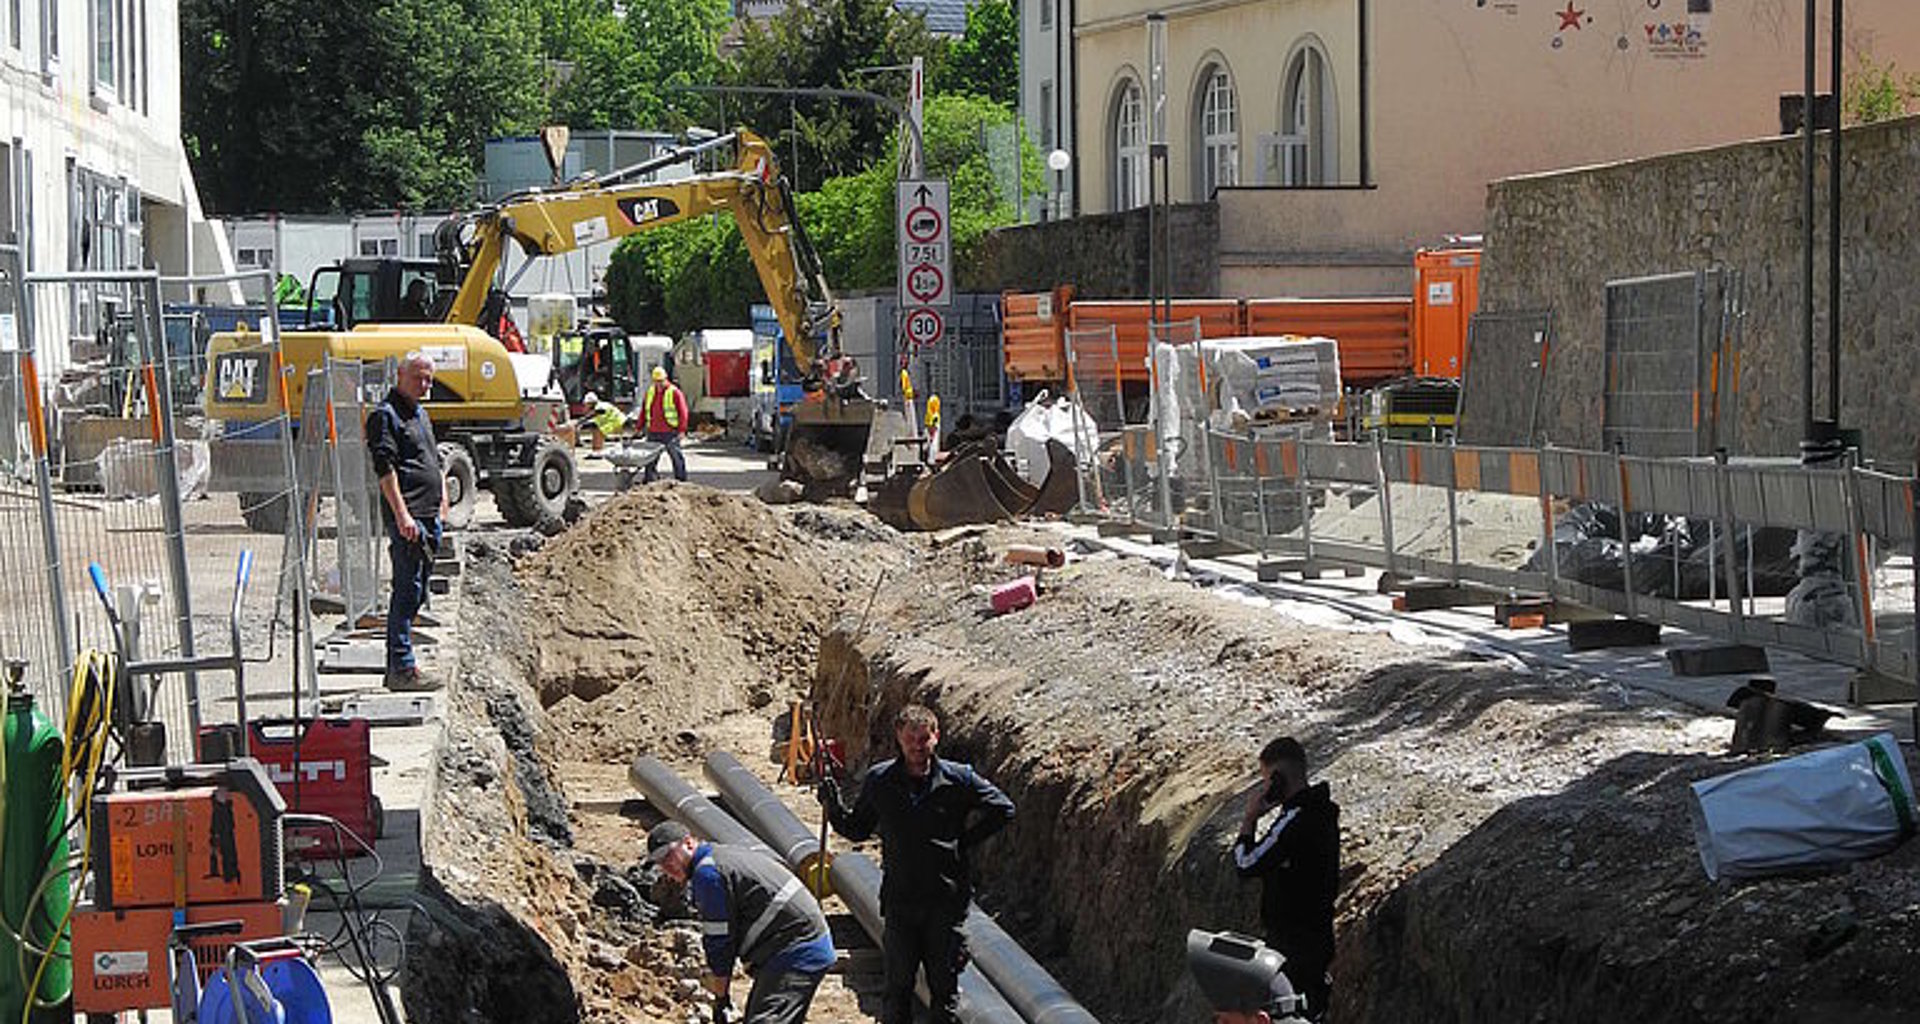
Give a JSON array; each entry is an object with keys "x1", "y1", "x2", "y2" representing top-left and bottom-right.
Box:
[{"x1": 203, "y1": 718, "x2": 381, "y2": 858}]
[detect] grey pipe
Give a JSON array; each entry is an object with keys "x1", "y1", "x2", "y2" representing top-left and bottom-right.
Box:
[
  {"x1": 704, "y1": 752, "x2": 1098, "y2": 1024},
  {"x1": 628, "y1": 755, "x2": 776, "y2": 860}
]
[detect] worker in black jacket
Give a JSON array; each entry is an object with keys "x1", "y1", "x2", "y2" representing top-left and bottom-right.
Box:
[
  {"x1": 1232, "y1": 736, "x2": 1339, "y2": 1021},
  {"x1": 818, "y1": 703, "x2": 1015, "y2": 1024}
]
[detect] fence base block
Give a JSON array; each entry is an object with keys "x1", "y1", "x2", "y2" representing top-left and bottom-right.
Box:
[
  {"x1": 1495, "y1": 597, "x2": 1554, "y2": 628},
  {"x1": 1179, "y1": 538, "x2": 1237, "y2": 560},
  {"x1": 1151, "y1": 526, "x2": 1183, "y2": 544},
  {"x1": 1096, "y1": 520, "x2": 1151, "y2": 537},
  {"x1": 1667, "y1": 645, "x2": 1770, "y2": 677},
  {"x1": 1848, "y1": 669, "x2": 1917, "y2": 705},
  {"x1": 1566, "y1": 618, "x2": 1662, "y2": 651},
  {"x1": 1301, "y1": 564, "x2": 1365, "y2": 581},
  {"x1": 1392, "y1": 582, "x2": 1490, "y2": 612},
  {"x1": 1256, "y1": 559, "x2": 1308, "y2": 582}
]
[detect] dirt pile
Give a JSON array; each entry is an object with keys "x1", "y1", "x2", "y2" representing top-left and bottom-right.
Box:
[
  {"x1": 812, "y1": 528, "x2": 1920, "y2": 1023},
  {"x1": 515, "y1": 485, "x2": 910, "y2": 762}
]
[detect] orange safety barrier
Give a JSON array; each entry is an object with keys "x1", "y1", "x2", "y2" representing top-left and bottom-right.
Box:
[{"x1": 1242, "y1": 298, "x2": 1413, "y2": 388}]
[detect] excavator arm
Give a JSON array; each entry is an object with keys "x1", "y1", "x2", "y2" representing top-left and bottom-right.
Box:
[{"x1": 440, "y1": 130, "x2": 843, "y2": 382}]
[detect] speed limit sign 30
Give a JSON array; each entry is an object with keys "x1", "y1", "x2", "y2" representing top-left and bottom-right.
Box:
[{"x1": 905, "y1": 308, "x2": 945, "y2": 347}]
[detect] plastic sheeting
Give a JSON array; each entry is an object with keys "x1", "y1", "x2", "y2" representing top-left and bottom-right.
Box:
[
  {"x1": 1689, "y1": 732, "x2": 1917, "y2": 881},
  {"x1": 1007, "y1": 392, "x2": 1097, "y2": 486}
]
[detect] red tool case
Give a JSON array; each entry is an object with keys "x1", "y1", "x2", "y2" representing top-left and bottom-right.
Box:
[{"x1": 204, "y1": 718, "x2": 381, "y2": 857}]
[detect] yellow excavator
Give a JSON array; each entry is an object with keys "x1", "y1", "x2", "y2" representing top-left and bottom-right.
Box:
[{"x1": 203, "y1": 130, "x2": 884, "y2": 531}]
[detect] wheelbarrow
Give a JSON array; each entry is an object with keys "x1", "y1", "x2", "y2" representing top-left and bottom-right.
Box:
[{"x1": 605, "y1": 439, "x2": 667, "y2": 491}]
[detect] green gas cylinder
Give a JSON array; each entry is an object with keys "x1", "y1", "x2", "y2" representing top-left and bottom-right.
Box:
[{"x1": 2, "y1": 676, "x2": 71, "y2": 1024}]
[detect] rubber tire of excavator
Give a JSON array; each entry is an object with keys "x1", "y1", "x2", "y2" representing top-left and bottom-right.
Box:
[
  {"x1": 438, "y1": 443, "x2": 478, "y2": 531},
  {"x1": 493, "y1": 438, "x2": 576, "y2": 532}
]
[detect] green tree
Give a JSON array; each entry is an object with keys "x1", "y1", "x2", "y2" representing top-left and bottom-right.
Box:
[
  {"x1": 183, "y1": 0, "x2": 544, "y2": 212},
  {"x1": 533, "y1": 0, "x2": 729, "y2": 131},
  {"x1": 1843, "y1": 53, "x2": 1920, "y2": 125},
  {"x1": 723, "y1": 0, "x2": 946, "y2": 182},
  {"x1": 940, "y1": 0, "x2": 1017, "y2": 106}
]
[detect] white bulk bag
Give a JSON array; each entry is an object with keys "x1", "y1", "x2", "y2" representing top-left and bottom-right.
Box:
[{"x1": 1688, "y1": 732, "x2": 1916, "y2": 881}]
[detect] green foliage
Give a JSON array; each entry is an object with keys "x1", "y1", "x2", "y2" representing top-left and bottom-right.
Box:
[
  {"x1": 723, "y1": 0, "x2": 945, "y2": 182},
  {"x1": 605, "y1": 93, "x2": 1041, "y2": 337},
  {"x1": 940, "y1": 0, "x2": 1018, "y2": 106},
  {"x1": 183, "y1": 0, "x2": 544, "y2": 213},
  {"x1": 534, "y1": 0, "x2": 729, "y2": 131},
  {"x1": 1843, "y1": 53, "x2": 1920, "y2": 125}
]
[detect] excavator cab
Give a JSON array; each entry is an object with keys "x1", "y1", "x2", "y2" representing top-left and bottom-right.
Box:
[{"x1": 301, "y1": 259, "x2": 445, "y2": 330}]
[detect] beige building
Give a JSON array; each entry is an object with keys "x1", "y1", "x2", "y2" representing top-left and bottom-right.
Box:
[{"x1": 1062, "y1": 0, "x2": 1920, "y2": 297}]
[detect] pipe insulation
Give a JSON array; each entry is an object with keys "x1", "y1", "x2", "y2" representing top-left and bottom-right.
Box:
[{"x1": 704, "y1": 752, "x2": 1101, "y2": 1024}]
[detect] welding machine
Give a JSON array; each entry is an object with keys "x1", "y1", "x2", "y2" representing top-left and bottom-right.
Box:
[
  {"x1": 69, "y1": 900, "x2": 289, "y2": 1017},
  {"x1": 88, "y1": 758, "x2": 285, "y2": 910}
]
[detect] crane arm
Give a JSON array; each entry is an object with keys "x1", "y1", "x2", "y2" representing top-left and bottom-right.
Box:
[{"x1": 441, "y1": 130, "x2": 841, "y2": 377}]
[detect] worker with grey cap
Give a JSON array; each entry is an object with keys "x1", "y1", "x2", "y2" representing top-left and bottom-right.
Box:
[
  {"x1": 1186, "y1": 929, "x2": 1310, "y2": 1024},
  {"x1": 648, "y1": 820, "x2": 835, "y2": 1024}
]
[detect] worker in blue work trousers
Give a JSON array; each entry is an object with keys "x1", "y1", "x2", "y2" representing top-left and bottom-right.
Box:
[
  {"x1": 650, "y1": 820, "x2": 834, "y2": 1024},
  {"x1": 817, "y1": 703, "x2": 1016, "y2": 1024},
  {"x1": 639, "y1": 365, "x2": 690, "y2": 482}
]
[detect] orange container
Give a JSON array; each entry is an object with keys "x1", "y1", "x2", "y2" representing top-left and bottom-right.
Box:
[
  {"x1": 70, "y1": 900, "x2": 285, "y2": 1014},
  {"x1": 1001, "y1": 287, "x2": 1073, "y2": 382},
  {"x1": 1066, "y1": 299, "x2": 1241, "y2": 383},
  {"x1": 1412, "y1": 247, "x2": 1481, "y2": 378},
  {"x1": 1243, "y1": 298, "x2": 1413, "y2": 388}
]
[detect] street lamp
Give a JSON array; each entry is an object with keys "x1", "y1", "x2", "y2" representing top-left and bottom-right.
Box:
[{"x1": 1047, "y1": 149, "x2": 1072, "y2": 222}]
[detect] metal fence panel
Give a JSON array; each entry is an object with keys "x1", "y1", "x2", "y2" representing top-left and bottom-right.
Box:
[
  {"x1": 1457, "y1": 310, "x2": 1554, "y2": 447},
  {"x1": 1602, "y1": 270, "x2": 1729, "y2": 457}
]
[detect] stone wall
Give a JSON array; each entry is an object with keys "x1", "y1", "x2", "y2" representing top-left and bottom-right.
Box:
[
  {"x1": 965, "y1": 202, "x2": 1219, "y2": 298},
  {"x1": 1477, "y1": 114, "x2": 1920, "y2": 462}
]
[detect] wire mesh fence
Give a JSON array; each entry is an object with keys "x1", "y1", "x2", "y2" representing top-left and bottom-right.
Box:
[{"x1": 1601, "y1": 270, "x2": 1739, "y2": 457}]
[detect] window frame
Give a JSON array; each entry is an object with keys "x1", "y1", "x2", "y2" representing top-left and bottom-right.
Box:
[
  {"x1": 1194, "y1": 63, "x2": 1239, "y2": 199},
  {"x1": 1112, "y1": 77, "x2": 1146, "y2": 211}
]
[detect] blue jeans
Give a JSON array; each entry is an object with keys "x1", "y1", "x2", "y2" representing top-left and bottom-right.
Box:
[
  {"x1": 386, "y1": 516, "x2": 441, "y2": 671},
  {"x1": 644, "y1": 431, "x2": 687, "y2": 482}
]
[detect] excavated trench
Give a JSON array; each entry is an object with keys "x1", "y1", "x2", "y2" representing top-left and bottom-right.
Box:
[{"x1": 403, "y1": 489, "x2": 1920, "y2": 1024}]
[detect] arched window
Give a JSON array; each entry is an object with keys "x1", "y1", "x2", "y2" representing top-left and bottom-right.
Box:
[
  {"x1": 1111, "y1": 77, "x2": 1146, "y2": 210},
  {"x1": 1272, "y1": 41, "x2": 1339, "y2": 186},
  {"x1": 1193, "y1": 63, "x2": 1238, "y2": 199}
]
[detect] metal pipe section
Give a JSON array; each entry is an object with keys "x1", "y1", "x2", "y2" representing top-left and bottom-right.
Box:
[
  {"x1": 628, "y1": 755, "x2": 776, "y2": 859},
  {"x1": 703, "y1": 752, "x2": 1099, "y2": 1024}
]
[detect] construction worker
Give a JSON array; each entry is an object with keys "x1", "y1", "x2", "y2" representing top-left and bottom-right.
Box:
[
  {"x1": 649, "y1": 820, "x2": 834, "y2": 1024},
  {"x1": 366, "y1": 351, "x2": 446, "y2": 692},
  {"x1": 1185, "y1": 929, "x2": 1311, "y2": 1024},
  {"x1": 1231, "y1": 737, "x2": 1339, "y2": 1021},
  {"x1": 817, "y1": 704, "x2": 1015, "y2": 1024},
  {"x1": 640, "y1": 364, "x2": 690, "y2": 483},
  {"x1": 581, "y1": 391, "x2": 628, "y2": 445}
]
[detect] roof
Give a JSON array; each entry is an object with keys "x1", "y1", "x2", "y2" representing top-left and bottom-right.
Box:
[{"x1": 895, "y1": 0, "x2": 969, "y2": 36}]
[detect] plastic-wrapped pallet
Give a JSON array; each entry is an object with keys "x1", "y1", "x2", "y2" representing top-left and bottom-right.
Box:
[{"x1": 1199, "y1": 336, "x2": 1342, "y2": 429}]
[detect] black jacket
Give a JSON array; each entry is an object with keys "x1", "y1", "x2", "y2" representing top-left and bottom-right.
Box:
[
  {"x1": 1232, "y1": 781, "x2": 1339, "y2": 967},
  {"x1": 366, "y1": 388, "x2": 444, "y2": 522},
  {"x1": 827, "y1": 755, "x2": 1015, "y2": 914}
]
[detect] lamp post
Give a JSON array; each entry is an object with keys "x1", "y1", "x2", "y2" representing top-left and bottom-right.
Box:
[{"x1": 1047, "y1": 149, "x2": 1072, "y2": 222}]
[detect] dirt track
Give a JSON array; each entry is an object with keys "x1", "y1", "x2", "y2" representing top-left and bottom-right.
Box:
[{"x1": 410, "y1": 485, "x2": 1920, "y2": 1024}]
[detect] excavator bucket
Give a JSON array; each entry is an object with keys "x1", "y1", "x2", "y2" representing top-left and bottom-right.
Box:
[
  {"x1": 903, "y1": 443, "x2": 1042, "y2": 531},
  {"x1": 784, "y1": 397, "x2": 881, "y2": 498},
  {"x1": 865, "y1": 467, "x2": 921, "y2": 532},
  {"x1": 1027, "y1": 440, "x2": 1081, "y2": 517}
]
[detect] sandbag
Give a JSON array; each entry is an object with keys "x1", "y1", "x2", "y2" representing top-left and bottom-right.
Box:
[
  {"x1": 1006, "y1": 393, "x2": 1096, "y2": 486},
  {"x1": 1688, "y1": 732, "x2": 1916, "y2": 881}
]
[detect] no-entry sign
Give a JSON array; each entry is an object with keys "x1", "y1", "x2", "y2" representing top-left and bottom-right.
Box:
[{"x1": 897, "y1": 179, "x2": 951, "y2": 308}]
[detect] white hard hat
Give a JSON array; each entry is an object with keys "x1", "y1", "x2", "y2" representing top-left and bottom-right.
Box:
[{"x1": 583, "y1": 391, "x2": 599, "y2": 406}]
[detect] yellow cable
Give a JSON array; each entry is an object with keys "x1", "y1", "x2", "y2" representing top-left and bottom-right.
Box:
[{"x1": 20, "y1": 650, "x2": 114, "y2": 1024}]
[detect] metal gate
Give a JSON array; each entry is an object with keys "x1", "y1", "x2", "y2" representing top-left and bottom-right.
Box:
[{"x1": 1601, "y1": 270, "x2": 1741, "y2": 457}]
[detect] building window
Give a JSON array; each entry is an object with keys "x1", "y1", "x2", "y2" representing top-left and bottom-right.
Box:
[
  {"x1": 1039, "y1": 82, "x2": 1055, "y2": 149},
  {"x1": 235, "y1": 248, "x2": 274, "y2": 270},
  {"x1": 359, "y1": 237, "x2": 398, "y2": 257},
  {"x1": 1112, "y1": 78, "x2": 1146, "y2": 211},
  {"x1": 417, "y1": 232, "x2": 436, "y2": 257},
  {"x1": 91, "y1": 0, "x2": 115, "y2": 96},
  {"x1": 1040, "y1": 0, "x2": 1051, "y2": 31},
  {"x1": 1194, "y1": 65, "x2": 1238, "y2": 199},
  {"x1": 38, "y1": 0, "x2": 57, "y2": 75},
  {"x1": 9, "y1": 0, "x2": 21, "y2": 50},
  {"x1": 1268, "y1": 41, "x2": 1338, "y2": 186}
]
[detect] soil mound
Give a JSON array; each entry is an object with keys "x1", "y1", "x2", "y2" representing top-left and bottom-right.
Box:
[{"x1": 516, "y1": 484, "x2": 905, "y2": 761}]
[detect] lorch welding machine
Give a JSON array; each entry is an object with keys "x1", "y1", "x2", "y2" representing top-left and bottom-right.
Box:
[{"x1": 69, "y1": 759, "x2": 290, "y2": 1017}]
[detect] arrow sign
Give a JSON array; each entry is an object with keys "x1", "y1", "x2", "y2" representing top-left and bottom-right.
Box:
[{"x1": 897, "y1": 179, "x2": 951, "y2": 308}]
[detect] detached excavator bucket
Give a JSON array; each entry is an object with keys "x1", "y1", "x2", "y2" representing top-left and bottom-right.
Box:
[
  {"x1": 865, "y1": 467, "x2": 921, "y2": 531},
  {"x1": 1027, "y1": 439, "x2": 1080, "y2": 517},
  {"x1": 904, "y1": 443, "x2": 1040, "y2": 531}
]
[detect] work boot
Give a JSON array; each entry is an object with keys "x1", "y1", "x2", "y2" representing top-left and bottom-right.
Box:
[{"x1": 384, "y1": 666, "x2": 442, "y2": 692}]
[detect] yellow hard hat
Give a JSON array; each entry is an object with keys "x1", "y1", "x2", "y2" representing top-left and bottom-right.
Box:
[{"x1": 651, "y1": 366, "x2": 668, "y2": 381}]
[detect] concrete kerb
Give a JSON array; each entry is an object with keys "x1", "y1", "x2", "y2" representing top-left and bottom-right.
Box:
[{"x1": 1051, "y1": 523, "x2": 1915, "y2": 746}]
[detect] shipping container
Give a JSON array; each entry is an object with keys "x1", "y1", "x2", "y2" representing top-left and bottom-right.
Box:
[
  {"x1": 1067, "y1": 299, "x2": 1242, "y2": 383},
  {"x1": 1001, "y1": 286, "x2": 1073, "y2": 383}
]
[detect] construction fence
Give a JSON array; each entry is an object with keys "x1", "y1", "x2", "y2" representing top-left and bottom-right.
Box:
[{"x1": 0, "y1": 251, "x2": 382, "y2": 764}]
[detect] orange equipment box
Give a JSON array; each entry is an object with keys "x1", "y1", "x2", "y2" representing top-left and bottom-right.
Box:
[
  {"x1": 1412, "y1": 247, "x2": 1481, "y2": 378},
  {"x1": 70, "y1": 900, "x2": 285, "y2": 1015},
  {"x1": 89, "y1": 759, "x2": 285, "y2": 911}
]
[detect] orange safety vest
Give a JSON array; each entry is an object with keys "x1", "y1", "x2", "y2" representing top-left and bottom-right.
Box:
[{"x1": 643, "y1": 382, "x2": 683, "y2": 429}]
